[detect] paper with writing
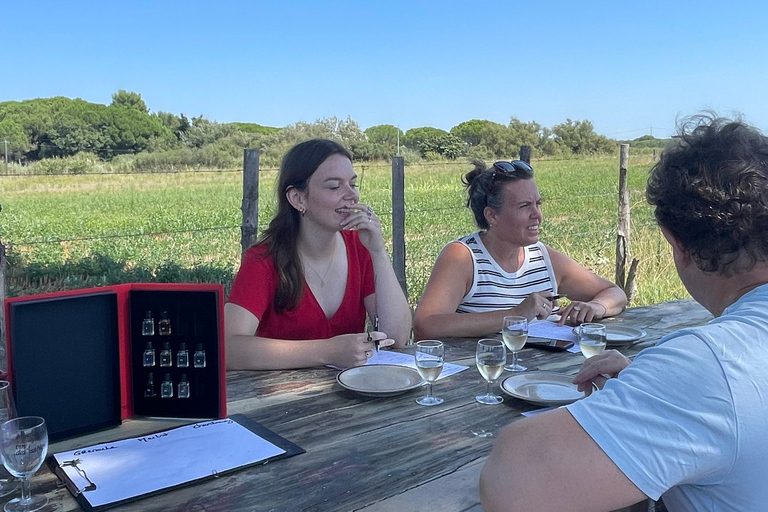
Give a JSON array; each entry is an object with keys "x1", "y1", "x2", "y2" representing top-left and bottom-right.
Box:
[
  {"x1": 53, "y1": 418, "x2": 285, "y2": 508},
  {"x1": 365, "y1": 350, "x2": 469, "y2": 380},
  {"x1": 528, "y1": 320, "x2": 582, "y2": 353}
]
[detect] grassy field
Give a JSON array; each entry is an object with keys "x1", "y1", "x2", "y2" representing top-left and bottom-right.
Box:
[{"x1": 0, "y1": 155, "x2": 689, "y2": 306}]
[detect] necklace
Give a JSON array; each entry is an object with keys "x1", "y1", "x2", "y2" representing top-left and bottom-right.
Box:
[{"x1": 302, "y1": 236, "x2": 338, "y2": 287}]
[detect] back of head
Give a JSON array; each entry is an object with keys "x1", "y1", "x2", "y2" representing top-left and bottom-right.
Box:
[
  {"x1": 646, "y1": 114, "x2": 768, "y2": 275},
  {"x1": 463, "y1": 159, "x2": 534, "y2": 229}
]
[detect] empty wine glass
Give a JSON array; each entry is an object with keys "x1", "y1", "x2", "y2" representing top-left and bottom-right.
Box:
[
  {"x1": 476, "y1": 339, "x2": 506, "y2": 405},
  {"x1": 0, "y1": 382, "x2": 18, "y2": 498},
  {"x1": 578, "y1": 323, "x2": 607, "y2": 359},
  {"x1": 0, "y1": 416, "x2": 48, "y2": 512},
  {"x1": 501, "y1": 316, "x2": 528, "y2": 372},
  {"x1": 415, "y1": 340, "x2": 444, "y2": 406}
]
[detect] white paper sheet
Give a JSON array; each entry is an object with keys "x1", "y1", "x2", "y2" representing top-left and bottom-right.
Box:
[
  {"x1": 53, "y1": 418, "x2": 286, "y2": 508},
  {"x1": 365, "y1": 350, "x2": 469, "y2": 380}
]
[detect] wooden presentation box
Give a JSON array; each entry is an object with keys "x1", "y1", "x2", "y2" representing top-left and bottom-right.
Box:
[{"x1": 4, "y1": 283, "x2": 227, "y2": 441}]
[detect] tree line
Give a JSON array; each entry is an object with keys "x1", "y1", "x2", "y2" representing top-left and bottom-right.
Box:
[{"x1": 0, "y1": 90, "x2": 668, "y2": 173}]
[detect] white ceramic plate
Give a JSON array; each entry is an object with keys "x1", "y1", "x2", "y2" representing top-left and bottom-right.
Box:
[
  {"x1": 501, "y1": 371, "x2": 586, "y2": 406},
  {"x1": 572, "y1": 325, "x2": 647, "y2": 347},
  {"x1": 336, "y1": 364, "x2": 423, "y2": 397}
]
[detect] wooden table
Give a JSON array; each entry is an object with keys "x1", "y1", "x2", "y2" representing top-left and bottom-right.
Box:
[{"x1": 32, "y1": 299, "x2": 712, "y2": 512}]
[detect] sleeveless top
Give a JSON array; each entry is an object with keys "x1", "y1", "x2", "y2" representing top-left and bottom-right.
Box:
[{"x1": 455, "y1": 233, "x2": 558, "y2": 313}]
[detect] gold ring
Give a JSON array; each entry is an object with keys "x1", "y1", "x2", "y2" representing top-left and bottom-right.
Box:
[{"x1": 367, "y1": 333, "x2": 372, "y2": 342}]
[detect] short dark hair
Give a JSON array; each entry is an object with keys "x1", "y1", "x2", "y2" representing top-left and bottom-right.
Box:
[
  {"x1": 463, "y1": 159, "x2": 535, "y2": 229},
  {"x1": 646, "y1": 114, "x2": 768, "y2": 275}
]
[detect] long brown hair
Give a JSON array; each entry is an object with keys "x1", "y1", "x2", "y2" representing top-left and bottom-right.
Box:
[{"x1": 258, "y1": 139, "x2": 353, "y2": 312}]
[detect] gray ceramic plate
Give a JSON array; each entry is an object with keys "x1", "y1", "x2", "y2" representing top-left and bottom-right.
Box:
[
  {"x1": 337, "y1": 364, "x2": 423, "y2": 397},
  {"x1": 501, "y1": 371, "x2": 586, "y2": 406}
]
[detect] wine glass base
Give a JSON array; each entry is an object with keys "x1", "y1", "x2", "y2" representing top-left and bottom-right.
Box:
[
  {"x1": 475, "y1": 394, "x2": 503, "y2": 405},
  {"x1": 0, "y1": 478, "x2": 18, "y2": 497},
  {"x1": 504, "y1": 363, "x2": 527, "y2": 372},
  {"x1": 4, "y1": 495, "x2": 48, "y2": 512},
  {"x1": 416, "y1": 395, "x2": 444, "y2": 406}
]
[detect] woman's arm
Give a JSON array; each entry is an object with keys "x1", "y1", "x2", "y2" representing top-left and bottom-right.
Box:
[
  {"x1": 225, "y1": 303, "x2": 391, "y2": 370},
  {"x1": 413, "y1": 242, "x2": 551, "y2": 340},
  {"x1": 365, "y1": 247, "x2": 413, "y2": 348},
  {"x1": 545, "y1": 245, "x2": 628, "y2": 326}
]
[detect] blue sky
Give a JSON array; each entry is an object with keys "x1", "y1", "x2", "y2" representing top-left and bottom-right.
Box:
[{"x1": 3, "y1": 0, "x2": 767, "y2": 139}]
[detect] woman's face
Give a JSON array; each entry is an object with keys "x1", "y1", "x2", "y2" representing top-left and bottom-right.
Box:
[
  {"x1": 489, "y1": 178, "x2": 543, "y2": 246},
  {"x1": 302, "y1": 153, "x2": 359, "y2": 229}
]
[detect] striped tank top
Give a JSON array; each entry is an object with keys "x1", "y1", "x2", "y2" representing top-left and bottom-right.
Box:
[{"x1": 455, "y1": 233, "x2": 558, "y2": 313}]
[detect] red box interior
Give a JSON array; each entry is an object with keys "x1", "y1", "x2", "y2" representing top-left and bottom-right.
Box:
[{"x1": 4, "y1": 283, "x2": 227, "y2": 441}]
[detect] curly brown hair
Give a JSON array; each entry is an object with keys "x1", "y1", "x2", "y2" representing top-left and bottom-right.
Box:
[
  {"x1": 646, "y1": 114, "x2": 768, "y2": 275},
  {"x1": 463, "y1": 159, "x2": 534, "y2": 229}
]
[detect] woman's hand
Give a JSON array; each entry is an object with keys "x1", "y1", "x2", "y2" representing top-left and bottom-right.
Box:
[
  {"x1": 327, "y1": 331, "x2": 395, "y2": 369},
  {"x1": 516, "y1": 292, "x2": 556, "y2": 321},
  {"x1": 339, "y1": 202, "x2": 386, "y2": 253},
  {"x1": 572, "y1": 349, "x2": 631, "y2": 395},
  {"x1": 556, "y1": 300, "x2": 608, "y2": 326}
]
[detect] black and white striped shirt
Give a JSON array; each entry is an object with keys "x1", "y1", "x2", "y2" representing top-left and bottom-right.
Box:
[{"x1": 455, "y1": 233, "x2": 558, "y2": 313}]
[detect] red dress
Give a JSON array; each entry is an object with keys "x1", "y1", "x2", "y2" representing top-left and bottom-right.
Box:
[{"x1": 227, "y1": 231, "x2": 375, "y2": 340}]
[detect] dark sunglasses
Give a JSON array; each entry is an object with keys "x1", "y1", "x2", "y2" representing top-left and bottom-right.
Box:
[{"x1": 486, "y1": 160, "x2": 534, "y2": 195}]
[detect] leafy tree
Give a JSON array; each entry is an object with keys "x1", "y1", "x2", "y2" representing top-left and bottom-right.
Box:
[
  {"x1": 0, "y1": 117, "x2": 30, "y2": 160},
  {"x1": 451, "y1": 119, "x2": 502, "y2": 147},
  {"x1": 418, "y1": 133, "x2": 464, "y2": 160},
  {"x1": 552, "y1": 119, "x2": 616, "y2": 155},
  {"x1": 404, "y1": 127, "x2": 448, "y2": 151},
  {"x1": 365, "y1": 124, "x2": 403, "y2": 146},
  {"x1": 110, "y1": 90, "x2": 148, "y2": 113}
]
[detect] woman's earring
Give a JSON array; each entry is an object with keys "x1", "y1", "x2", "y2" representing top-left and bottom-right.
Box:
[{"x1": 299, "y1": 207, "x2": 306, "y2": 217}]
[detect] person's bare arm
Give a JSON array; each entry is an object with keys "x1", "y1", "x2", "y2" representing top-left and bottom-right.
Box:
[
  {"x1": 365, "y1": 247, "x2": 412, "y2": 348},
  {"x1": 546, "y1": 245, "x2": 628, "y2": 325},
  {"x1": 413, "y1": 242, "x2": 550, "y2": 340},
  {"x1": 480, "y1": 408, "x2": 648, "y2": 512},
  {"x1": 225, "y1": 303, "x2": 392, "y2": 370}
]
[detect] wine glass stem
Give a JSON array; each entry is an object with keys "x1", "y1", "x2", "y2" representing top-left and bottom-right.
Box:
[
  {"x1": 426, "y1": 381, "x2": 433, "y2": 398},
  {"x1": 512, "y1": 351, "x2": 518, "y2": 367},
  {"x1": 20, "y1": 476, "x2": 31, "y2": 503},
  {"x1": 486, "y1": 380, "x2": 492, "y2": 398}
]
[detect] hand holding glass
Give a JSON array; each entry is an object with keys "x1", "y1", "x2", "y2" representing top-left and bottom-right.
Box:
[
  {"x1": 415, "y1": 340, "x2": 444, "y2": 406},
  {"x1": 578, "y1": 323, "x2": 607, "y2": 358},
  {"x1": 502, "y1": 316, "x2": 527, "y2": 372},
  {"x1": 476, "y1": 339, "x2": 506, "y2": 405},
  {"x1": 0, "y1": 416, "x2": 48, "y2": 512}
]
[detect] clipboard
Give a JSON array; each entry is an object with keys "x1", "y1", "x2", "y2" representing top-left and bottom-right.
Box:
[{"x1": 47, "y1": 414, "x2": 304, "y2": 511}]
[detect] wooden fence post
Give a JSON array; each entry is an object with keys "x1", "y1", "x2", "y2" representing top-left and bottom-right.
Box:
[
  {"x1": 391, "y1": 156, "x2": 407, "y2": 298},
  {"x1": 616, "y1": 144, "x2": 639, "y2": 303},
  {"x1": 519, "y1": 145, "x2": 531, "y2": 164},
  {"x1": 240, "y1": 149, "x2": 260, "y2": 257}
]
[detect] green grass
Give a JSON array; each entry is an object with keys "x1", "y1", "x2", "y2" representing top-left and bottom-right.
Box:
[{"x1": 0, "y1": 155, "x2": 689, "y2": 305}]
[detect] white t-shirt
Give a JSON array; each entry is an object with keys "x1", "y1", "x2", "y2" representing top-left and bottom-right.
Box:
[{"x1": 567, "y1": 284, "x2": 768, "y2": 511}]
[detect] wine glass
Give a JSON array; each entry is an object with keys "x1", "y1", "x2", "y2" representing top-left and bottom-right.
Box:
[
  {"x1": 415, "y1": 340, "x2": 444, "y2": 406},
  {"x1": 501, "y1": 316, "x2": 528, "y2": 372},
  {"x1": 578, "y1": 323, "x2": 607, "y2": 359},
  {"x1": 0, "y1": 382, "x2": 18, "y2": 497},
  {"x1": 0, "y1": 416, "x2": 48, "y2": 512},
  {"x1": 476, "y1": 339, "x2": 506, "y2": 405}
]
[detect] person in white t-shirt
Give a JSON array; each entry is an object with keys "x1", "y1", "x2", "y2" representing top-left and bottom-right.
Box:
[{"x1": 480, "y1": 114, "x2": 768, "y2": 512}]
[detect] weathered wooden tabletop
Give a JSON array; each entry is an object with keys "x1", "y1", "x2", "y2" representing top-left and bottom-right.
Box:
[{"x1": 32, "y1": 299, "x2": 712, "y2": 512}]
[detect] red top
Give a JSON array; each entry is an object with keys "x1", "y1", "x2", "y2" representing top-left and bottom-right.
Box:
[{"x1": 227, "y1": 231, "x2": 375, "y2": 340}]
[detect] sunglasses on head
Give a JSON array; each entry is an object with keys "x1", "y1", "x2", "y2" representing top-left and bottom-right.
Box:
[{"x1": 486, "y1": 160, "x2": 534, "y2": 195}]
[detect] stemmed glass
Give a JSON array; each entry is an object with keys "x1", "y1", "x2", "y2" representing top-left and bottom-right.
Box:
[
  {"x1": 501, "y1": 316, "x2": 528, "y2": 372},
  {"x1": 415, "y1": 340, "x2": 444, "y2": 406},
  {"x1": 0, "y1": 416, "x2": 48, "y2": 512},
  {"x1": 0, "y1": 382, "x2": 18, "y2": 497},
  {"x1": 578, "y1": 323, "x2": 607, "y2": 359},
  {"x1": 476, "y1": 339, "x2": 506, "y2": 405}
]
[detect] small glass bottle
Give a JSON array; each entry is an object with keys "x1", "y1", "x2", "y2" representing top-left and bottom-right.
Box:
[
  {"x1": 161, "y1": 374, "x2": 174, "y2": 398},
  {"x1": 158, "y1": 311, "x2": 172, "y2": 336},
  {"x1": 143, "y1": 341, "x2": 156, "y2": 367},
  {"x1": 176, "y1": 341, "x2": 189, "y2": 368},
  {"x1": 160, "y1": 341, "x2": 172, "y2": 367},
  {"x1": 178, "y1": 374, "x2": 190, "y2": 399},
  {"x1": 142, "y1": 311, "x2": 155, "y2": 336},
  {"x1": 144, "y1": 373, "x2": 156, "y2": 397},
  {"x1": 193, "y1": 343, "x2": 206, "y2": 368}
]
